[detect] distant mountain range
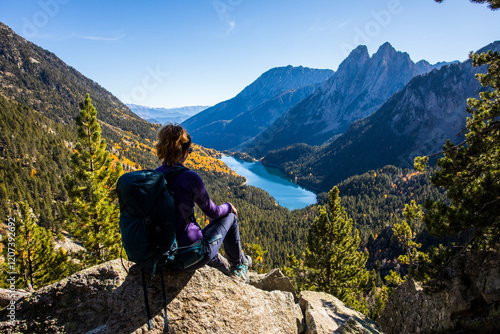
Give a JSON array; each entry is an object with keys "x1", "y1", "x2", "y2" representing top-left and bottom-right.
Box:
[
  {"x1": 244, "y1": 43, "x2": 454, "y2": 156},
  {"x1": 182, "y1": 66, "x2": 334, "y2": 150},
  {"x1": 126, "y1": 104, "x2": 209, "y2": 124},
  {"x1": 262, "y1": 40, "x2": 500, "y2": 192}
]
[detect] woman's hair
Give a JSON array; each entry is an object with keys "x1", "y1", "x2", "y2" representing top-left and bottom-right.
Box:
[{"x1": 156, "y1": 123, "x2": 192, "y2": 166}]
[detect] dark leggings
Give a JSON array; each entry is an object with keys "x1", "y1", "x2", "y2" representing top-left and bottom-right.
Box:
[{"x1": 182, "y1": 213, "x2": 244, "y2": 272}]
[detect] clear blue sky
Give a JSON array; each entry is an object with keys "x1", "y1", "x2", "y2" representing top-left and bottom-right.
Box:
[{"x1": 1, "y1": 0, "x2": 499, "y2": 108}]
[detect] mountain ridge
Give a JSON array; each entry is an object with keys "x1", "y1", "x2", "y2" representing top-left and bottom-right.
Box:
[
  {"x1": 244, "y1": 42, "x2": 453, "y2": 156},
  {"x1": 126, "y1": 104, "x2": 209, "y2": 124},
  {"x1": 182, "y1": 65, "x2": 334, "y2": 150}
]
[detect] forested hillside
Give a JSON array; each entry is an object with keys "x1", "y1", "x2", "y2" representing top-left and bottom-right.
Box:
[
  {"x1": 334, "y1": 165, "x2": 445, "y2": 242},
  {"x1": 0, "y1": 96, "x2": 72, "y2": 231},
  {"x1": 0, "y1": 22, "x2": 161, "y2": 170}
]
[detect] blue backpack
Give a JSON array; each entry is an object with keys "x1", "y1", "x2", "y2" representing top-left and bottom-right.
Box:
[
  {"x1": 116, "y1": 166, "x2": 206, "y2": 331},
  {"x1": 117, "y1": 166, "x2": 206, "y2": 271}
]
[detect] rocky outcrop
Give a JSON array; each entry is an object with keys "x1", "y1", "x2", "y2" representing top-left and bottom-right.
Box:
[
  {"x1": 378, "y1": 250, "x2": 500, "y2": 334},
  {"x1": 299, "y1": 291, "x2": 382, "y2": 334},
  {"x1": 249, "y1": 268, "x2": 299, "y2": 302},
  {"x1": 0, "y1": 260, "x2": 301, "y2": 333},
  {"x1": 0, "y1": 289, "x2": 31, "y2": 309},
  {"x1": 0, "y1": 260, "x2": 382, "y2": 334}
]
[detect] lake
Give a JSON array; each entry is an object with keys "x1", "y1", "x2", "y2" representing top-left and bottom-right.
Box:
[{"x1": 220, "y1": 155, "x2": 317, "y2": 210}]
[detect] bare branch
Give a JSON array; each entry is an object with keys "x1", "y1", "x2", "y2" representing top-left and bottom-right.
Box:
[{"x1": 476, "y1": 198, "x2": 500, "y2": 215}]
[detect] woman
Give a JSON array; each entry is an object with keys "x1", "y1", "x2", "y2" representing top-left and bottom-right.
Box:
[{"x1": 155, "y1": 123, "x2": 251, "y2": 282}]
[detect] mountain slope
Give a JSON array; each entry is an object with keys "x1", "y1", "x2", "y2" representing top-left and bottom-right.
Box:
[
  {"x1": 262, "y1": 40, "x2": 500, "y2": 192},
  {"x1": 182, "y1": 65, "x2": 333, "y2": 150},
  {"x1": 0, "y1": 21, "x2": 163, "y2": 169},
  {"x1": 245, "y1": 43, "x2": 451, "y2": 156}
]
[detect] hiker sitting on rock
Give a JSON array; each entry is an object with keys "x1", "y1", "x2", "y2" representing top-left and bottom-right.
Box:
[{"x1": 155, "y1": 123, "x2": 251, "y2": 282}]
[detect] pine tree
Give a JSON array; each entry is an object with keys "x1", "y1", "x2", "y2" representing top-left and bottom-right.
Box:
[
  {"x1": 415, "y1": 50, "x2": 500, "y2": 250},
  {"x1": 305, "y1": 186, "x2": 369, "y2": 307},
  {"x1": 0, "y1": 202, "x2": 75, "y2": 290},
  {"x1": 392, "y1": 200, "x2": 429, "y2": 270},
  {"x1": 65, "y1": 93, "x2": 123, "y2": 266}
]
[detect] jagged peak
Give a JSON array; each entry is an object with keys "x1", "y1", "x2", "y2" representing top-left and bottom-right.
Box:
[
  {"x1": 348, "y1": 44, "x2": 370, "y2": 59},
  {"x1": 335, "y1": 45, "x2": 369, "y2": 74},
  {"x1": 372, "y1": 42, "x2": 411, "y2": 64},
  {"x1": 376, "y1": 41, "x2": 396, "y2": 54}
]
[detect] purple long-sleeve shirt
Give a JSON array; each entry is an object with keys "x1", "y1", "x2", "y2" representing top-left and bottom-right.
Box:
[{"x1": 156, "y1": 164, "x2": 231, "y2": 246}]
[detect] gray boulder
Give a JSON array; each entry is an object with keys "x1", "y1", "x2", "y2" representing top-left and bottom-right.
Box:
[
  {"x1": 298, "y1": 291, "x2": 383, "y2": 334},
  {"x1": 248, "y1": 268, "x2": 299, "y2": 302},
  {"x1": 0, "y1": 259, "x2": 303, "y2": 333}
]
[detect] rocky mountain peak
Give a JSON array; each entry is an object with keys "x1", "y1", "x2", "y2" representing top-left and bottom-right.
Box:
[
  {"x1": 244, "y1": 42, "x2": 439, "y2": 154},
  {"x1": 237, "y1": 65, "x2": 334, "y2": 104},
  {"x1": 335, "y1": 44, "x2": 370, "y2": 75},
  {"x1": 374, "y1": 41, "x2": 397, "y2": 57},
  {"x1": 370, "y1": 42, "x2": 412, "y2": 70}
]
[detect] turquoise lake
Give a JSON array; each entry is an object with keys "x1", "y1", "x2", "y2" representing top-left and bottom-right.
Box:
[{"x1": 220, "y1": 156, "x2": 317, "y2": 210}]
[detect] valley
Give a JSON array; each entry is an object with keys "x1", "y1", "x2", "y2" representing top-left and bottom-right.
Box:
[{"x1": 0, "y1": 7, "x2": 499, "y2": 330}]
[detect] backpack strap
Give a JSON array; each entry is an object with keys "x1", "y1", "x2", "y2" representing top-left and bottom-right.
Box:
[
  {"x1": 141, "y1": 269, "x2": 154, "y2": 330},
  {"x1": 162, "y1": 165, "x2": 192, "y2": 226},
  {"x1": 160, "y1": 270, "x2": 169, "y2": 332},
  {"x1": 163, "y1": 165, "x2": 189, "y2": 184}
]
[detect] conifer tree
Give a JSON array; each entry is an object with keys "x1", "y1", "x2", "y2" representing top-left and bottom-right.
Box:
[
  {"x1": 392, "y1": 200, "x2": 429, "y2": 270},
  {"x1": 65, "y1": 93, "x2": 123, "y2": 266},
  {"x1": 415, "y1": 50, "x2": 500, "y2": 250},
  {"x1": 0, "y1": 202, "x2": 75, "y2": 290},
  {"x1": 305, "y1": 186, "x2": 369, "y2": 306}
]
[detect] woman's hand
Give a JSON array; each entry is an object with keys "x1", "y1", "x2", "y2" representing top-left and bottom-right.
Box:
[{"x1": 229, "y1": 202, "x2": 238, "y2": 218}]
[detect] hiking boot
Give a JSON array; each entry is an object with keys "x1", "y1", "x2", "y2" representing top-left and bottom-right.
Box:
[{"x1": 229, "y1": 255, "x2": 252, "y2": 283}]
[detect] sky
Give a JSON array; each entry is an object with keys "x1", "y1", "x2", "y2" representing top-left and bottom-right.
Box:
[{"x1": 0, "y1": 0, "x2": 499, "y2": 109}]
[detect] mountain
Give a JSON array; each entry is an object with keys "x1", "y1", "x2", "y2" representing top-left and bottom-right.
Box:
[
  {"x1": 126, "y1": 104, "x2": 209, "y2": 124},
  {"x1": 244, "y1": 43, "x2": 452, "y2": 156},
  {"x1": 0, "y1": 21, "x2": 167, "y2": 230},
  {"x1": 262, "y1": 40, "x2": 500, "y2": 192},
  {"x1": 0, "y1": 22, "x2": 156, "y2": 140},
  {"x1": 0, "y1": 21, "x2": 169, "y2": 174},
  {"x1": 182, "y1": 65, "x2": 334, "y2": 150}
]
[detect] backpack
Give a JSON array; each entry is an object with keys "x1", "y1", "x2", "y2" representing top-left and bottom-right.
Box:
[{"x1": 116, "y1": 166, "x2": 206, "y2": 331}]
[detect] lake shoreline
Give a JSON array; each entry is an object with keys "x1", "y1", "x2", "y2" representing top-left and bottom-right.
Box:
[{"x1": 220, "y1": 155, "x2": 317, "y2": 210}]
